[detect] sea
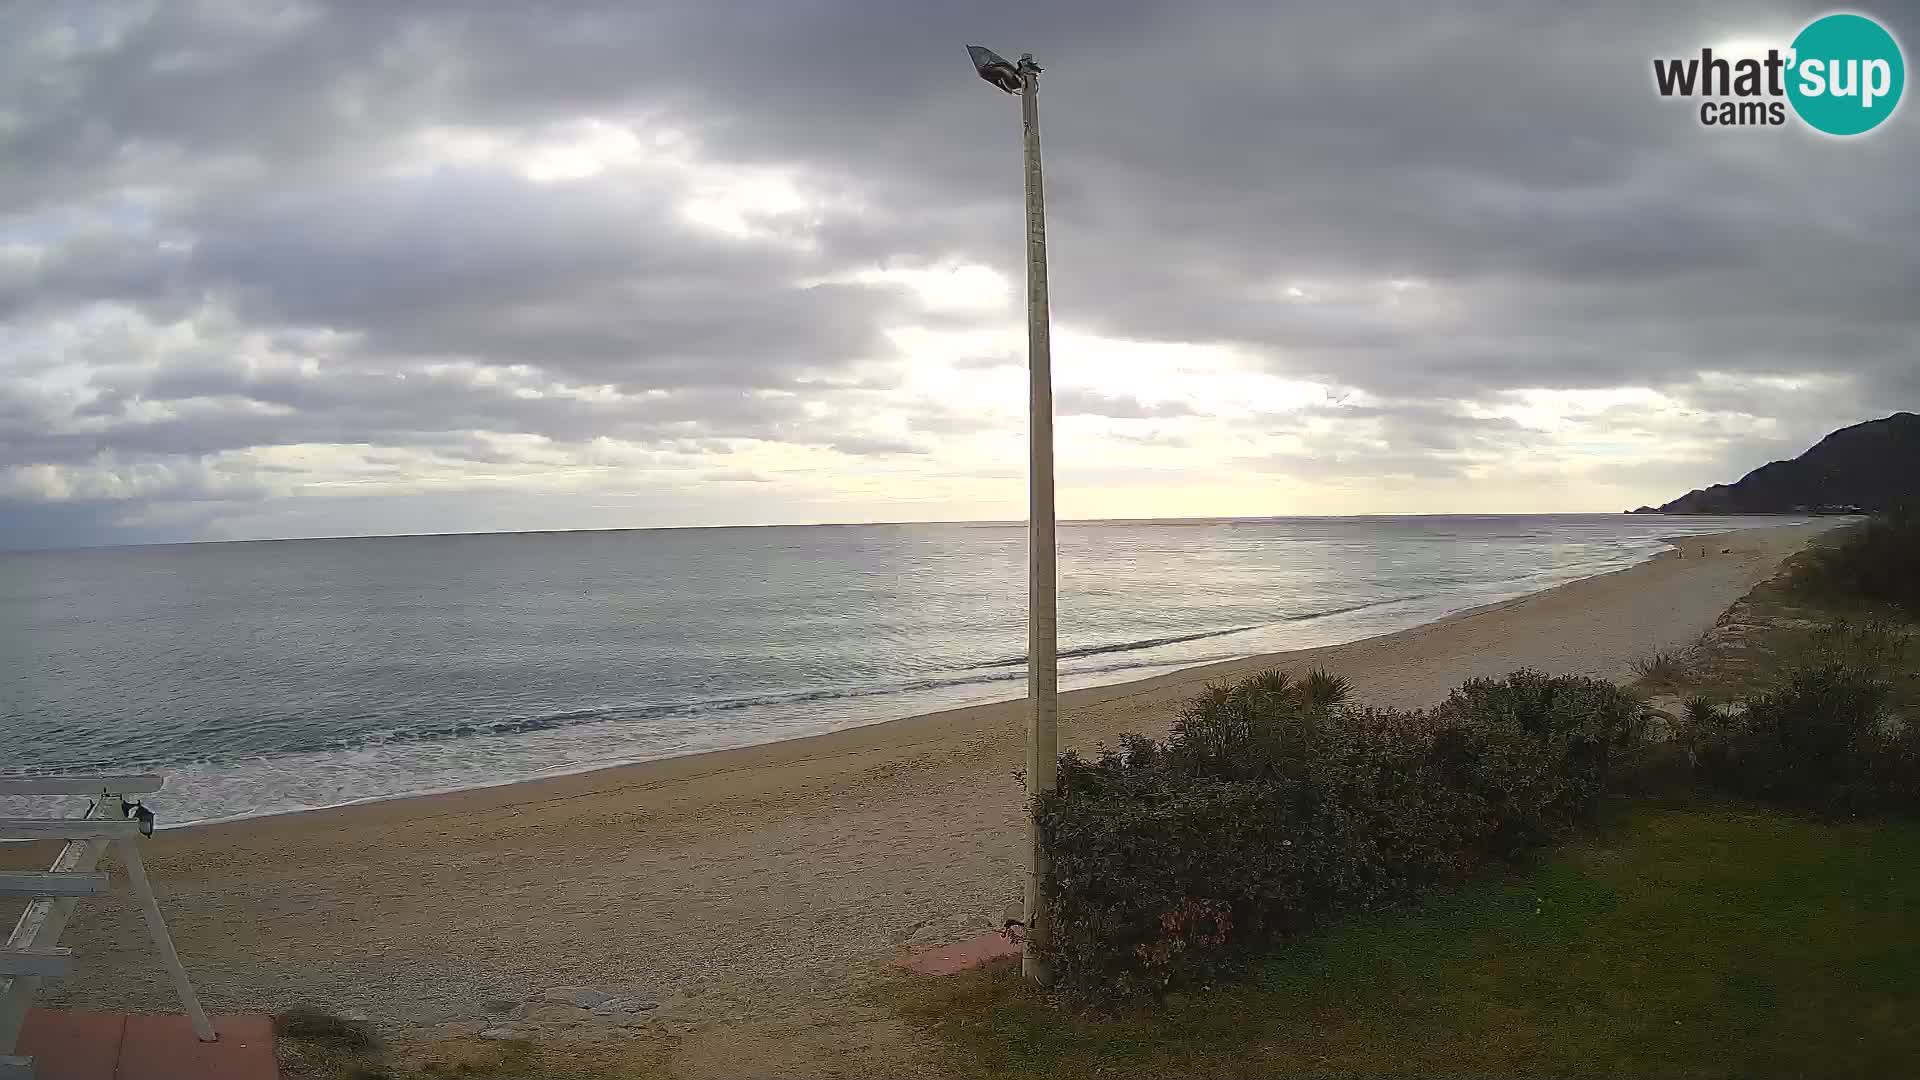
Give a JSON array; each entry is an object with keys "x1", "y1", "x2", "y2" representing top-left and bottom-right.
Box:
[{"x1": 0, "y1": 515, "x2": 1796, "y2": 825}]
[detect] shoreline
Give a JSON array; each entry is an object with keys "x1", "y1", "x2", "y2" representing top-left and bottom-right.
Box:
[
  {"x1": 149, "y1": 518, "x2": 1781, "y2": 826},
  {"x1": 159, "y1": 524, "x2": 1759, "y2": 832},
  {"x1": 19, "y1": 522, "x2": 1834, "y2": 1035}
]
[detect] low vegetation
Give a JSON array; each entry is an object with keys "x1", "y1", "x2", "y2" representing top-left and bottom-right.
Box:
[
  {"x1": 1628, "y1": 646, "x2": 1693, "y2": 692},
  {"x1": 1805, "y1": 614, "x2": 1917, "y2": 678},
  {"x1": 1034, "y1": 668, "x2": 1645, "y2": 996},
  {"x1": 1638, "y1": 523, "x2": 1919, "y2": 715},
  {"x1": 1658, "y1": 516, "x2": 1920, "y2": 816},
  {"x1": 901, "y1": 801, "x2": 1920, "y2": 1079},
  {"x1": 1683, "y1": 664, "x2": 1919, "y2": 816},
  {"x1": 1029, "y1": 526, "x2": 1920, "y2": 999},
  {"x1": 1788, "y1": 507, "x2": 1920, "y2": 616}
]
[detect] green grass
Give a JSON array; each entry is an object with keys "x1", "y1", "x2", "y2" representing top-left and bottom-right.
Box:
[{"x1": 897, "y1": 797, "x2": 1920, "y2": 1079}]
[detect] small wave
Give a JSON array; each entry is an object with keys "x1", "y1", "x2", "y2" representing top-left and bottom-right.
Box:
[
  {"x1": 968, "y1": 624, "x2": 1262, "y2": 670},
  {"x1": 1279, "y1": 594, "x2": 1427, "y2": 622},
  {"x1": 105, "y1": 670, "x2": 1035, "y2": 764},
  {"x1": 967, "y1": 595, "x2": 1427, "y2": 669}
]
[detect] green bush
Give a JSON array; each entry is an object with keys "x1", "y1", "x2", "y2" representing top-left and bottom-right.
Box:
[
  {"x1": 1683, "y1": 664, "x2": 1917, "y2": 815},
  {"x1": 1431, "y1": 670, "x2": 1643, "y2": 855},
  {"x1": 1789, "y1": 508, "x2": 1920, "y2": 617},
  {"x1": 1035, "y1": 669, "x2": 1645, "y2": 997},
  {"x1": 1167, "y1": 668, "x2": 1351, "y2": 779}
]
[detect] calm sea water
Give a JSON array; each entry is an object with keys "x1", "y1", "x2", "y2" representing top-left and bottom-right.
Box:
[{"x1": 0, "y1": 516, "x2": 1794, "y2": 824}]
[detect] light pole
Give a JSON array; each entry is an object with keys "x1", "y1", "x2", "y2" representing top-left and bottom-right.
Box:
[{"x1": 968, "y1": 43, "x2": 1057, "y2": 986}]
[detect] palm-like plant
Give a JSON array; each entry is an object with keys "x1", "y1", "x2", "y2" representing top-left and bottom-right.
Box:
[{"x1": 1170, "y1": 668, "x2": 1351, "y2": 776}]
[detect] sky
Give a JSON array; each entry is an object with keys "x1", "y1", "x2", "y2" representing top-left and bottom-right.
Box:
[{"x1": 1, "y1": 1, "x2": 1916, "y2": 550}]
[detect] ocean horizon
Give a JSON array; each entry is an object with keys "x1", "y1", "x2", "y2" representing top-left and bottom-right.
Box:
[
  {"x1": 2, "y1": 514, "x2": 1800, "y2": 825},
  {"x1": 0, "y1": 510, "x2": 1758, "y2": 555}
]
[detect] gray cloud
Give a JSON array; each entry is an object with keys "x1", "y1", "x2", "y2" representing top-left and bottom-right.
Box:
[
  {"x1": 1240, "y1": 400, "x2": 1547, "y2": 480},
  {"x1": 0, "y1": 496, "x2": 172, "y2": 551},
  {"x1": 181, "y1": 170, "x2": 907, "y2": 389},
  {"x1": 1056, "y1": 389, "x2": 1197, "y2": 419},
  {"x1": 2, "y1": 0, "x2": 1916, "y2": 548},
  {"x1": 828, "y1": 435, "x2": 929, "y2": 457}
]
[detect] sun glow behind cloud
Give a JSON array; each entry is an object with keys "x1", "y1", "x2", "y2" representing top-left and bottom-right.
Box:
[{"x1": 2, "y1": 2, "x2": 1909, "y2": 547}]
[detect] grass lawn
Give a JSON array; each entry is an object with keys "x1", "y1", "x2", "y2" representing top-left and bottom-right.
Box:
[{"x1": 896, "y1": 796, "x2": 1920, "y2": 1079}]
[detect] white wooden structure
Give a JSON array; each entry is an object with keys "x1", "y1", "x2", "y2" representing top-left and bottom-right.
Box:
[{"x1": 1, "y1": 776, "x2": 213, "y2": 1079}]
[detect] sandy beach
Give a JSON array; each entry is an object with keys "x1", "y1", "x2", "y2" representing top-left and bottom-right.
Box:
[{"x1": 12, "y1": 522, "x2": 1830, "y2": 1067}]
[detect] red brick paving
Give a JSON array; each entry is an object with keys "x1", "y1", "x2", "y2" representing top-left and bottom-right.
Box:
[
  {"x1": 13, "y1": 1010, "x2": 124, "y2": 1080},
  {"x1": 14, "y1": 1010, "x2": 277, "y2": 1080}
]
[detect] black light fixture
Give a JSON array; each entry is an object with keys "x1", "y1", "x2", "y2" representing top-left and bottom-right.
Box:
[
  {"x1": 967, "y1": 45, "x2": 1024, "y2": 93},
  {"x1": 120, "y1": 796, "x2": 156, "y2": 837}
]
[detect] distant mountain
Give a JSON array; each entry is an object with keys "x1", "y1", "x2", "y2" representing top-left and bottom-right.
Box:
[{"x1": 1628, "y1": 412, "x2": 1920, "y2": 515}]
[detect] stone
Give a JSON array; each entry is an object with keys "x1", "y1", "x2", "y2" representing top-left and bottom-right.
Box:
[
  {"x1": 435, "y1": 1020, "x2": 486, "y2": 1039},
  {"x1": 906, "y1": 922, "x2": 944, "y2": 947},
  {"x1": 526, "y1": 1004, "x2": 592, "y2": 1025},
  {"x1": 595, "y1": 997, "x2": 654, "y2": 1013},
  {"x1": 478, "y1": 1027, "x2": 520, "y2": 1041},
  {"x1": 544, "y1": 986, "x2": 614, "y2": 1009},
  {"x1": 482, "y1": 998, "x2": 519, "y2": 1015}
]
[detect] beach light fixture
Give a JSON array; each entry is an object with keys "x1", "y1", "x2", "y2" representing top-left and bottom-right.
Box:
[
  {"x1": 965, "y1": 44, "x2": 1057, "y2": 986},
  {"x1": 120, "y1": 796, "x2": 155, "y2": 837},
  {"x1": 968, "y1": 45, "x2": 1024, "y2": 93}
]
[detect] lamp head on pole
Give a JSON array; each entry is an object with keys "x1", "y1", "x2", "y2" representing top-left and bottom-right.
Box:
[{"x1": 967, "y1": 45, "x2": 1025, "y2": 93}]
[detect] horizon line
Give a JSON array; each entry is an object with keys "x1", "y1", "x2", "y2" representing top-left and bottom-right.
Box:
[{"x1": 2, "y1": 509, "x2": 1779, "y2": 556}]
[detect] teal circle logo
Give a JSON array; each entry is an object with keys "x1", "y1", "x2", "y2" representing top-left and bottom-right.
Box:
[{"x1": 1787, "y1": 13, "x2": 1905, "y2": 135}]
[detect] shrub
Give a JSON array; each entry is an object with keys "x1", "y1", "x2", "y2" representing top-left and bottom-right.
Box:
[
  {"x1": 1683, "y1": 664, "x2": 1917, "y2": 815},
  {"x1": 1630, "y1": 647, "x2": 1693, "y2": 691},
  {"x1": 1035, "y1": 669, "x2": 1645, "y2": 996},
  {"x1": 1431, "y1": 671, "x2": 1645, "y2": 856},
  {"x1": 1167, "y1": 668, "x2": 1350, "y2": 780},
  {"x1": 1788, "y1": 508, "x2": 1920, "y2": 617}
]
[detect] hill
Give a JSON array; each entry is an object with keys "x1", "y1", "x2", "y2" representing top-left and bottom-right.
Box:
[{"x1": 1629, "y1": 412, "x2": 1920, "y2": 514}]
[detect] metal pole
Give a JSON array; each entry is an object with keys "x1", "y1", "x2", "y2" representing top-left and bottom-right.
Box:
[
  {"x1": 117, "y1": 841, "x2": 216, "y2": 1042},
  {"x1": 1017, "y1": 53, "x2": 1058, "y2": 987}
]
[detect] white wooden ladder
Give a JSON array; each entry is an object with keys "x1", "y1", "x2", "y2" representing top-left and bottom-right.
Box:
[{"x1": 0, "y1": 776, "x2": 213, "y2": 1080}]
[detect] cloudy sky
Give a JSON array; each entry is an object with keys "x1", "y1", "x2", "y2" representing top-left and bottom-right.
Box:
[{"x1": 2, "y1": 1, "x2": 1915, "y2": 550}]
